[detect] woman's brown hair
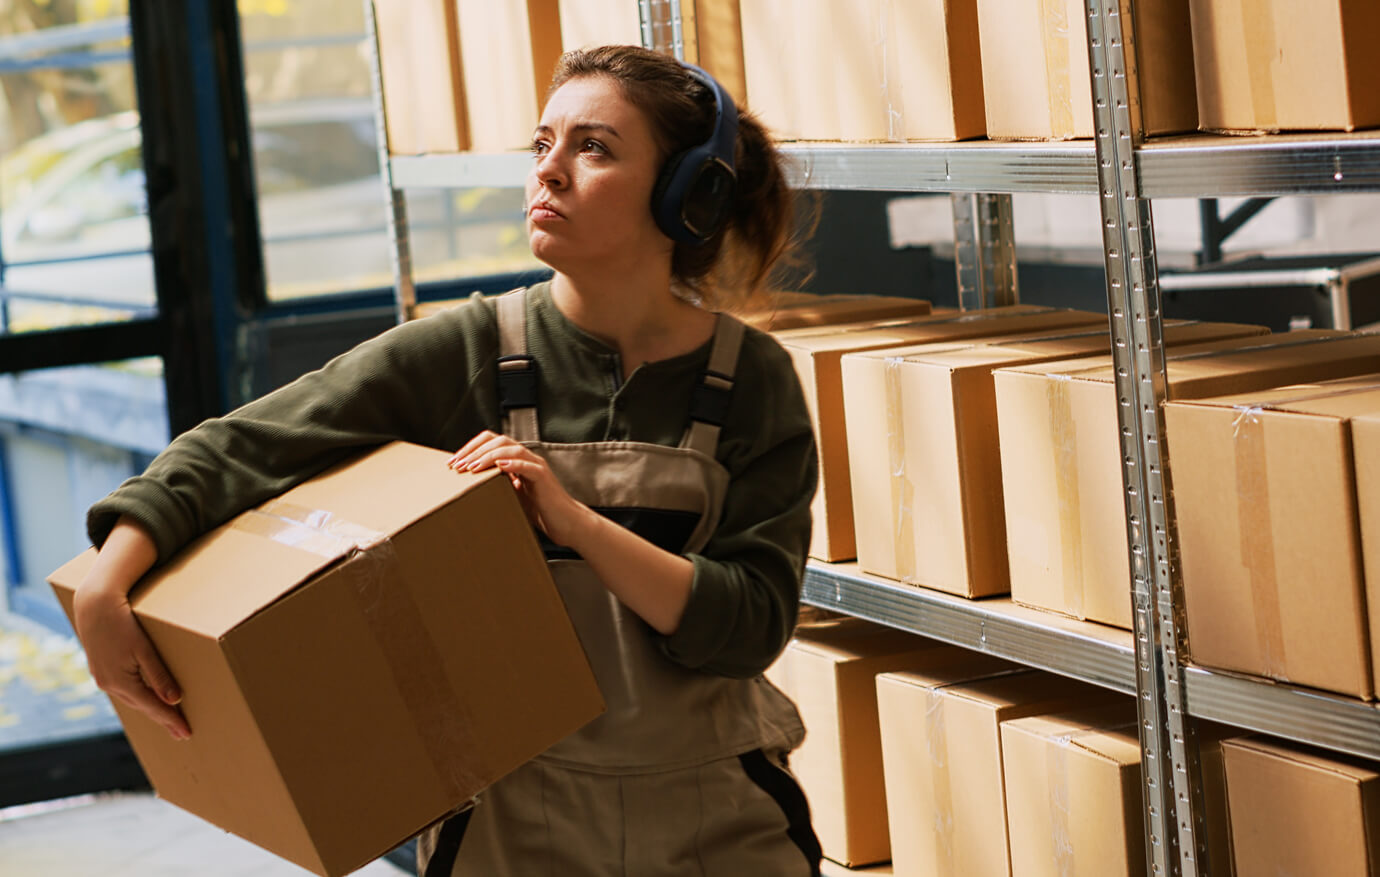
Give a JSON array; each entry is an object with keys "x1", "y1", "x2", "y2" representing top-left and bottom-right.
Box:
[{"x1": 549, "y1": 45, "x2": 812, "y2": 313}]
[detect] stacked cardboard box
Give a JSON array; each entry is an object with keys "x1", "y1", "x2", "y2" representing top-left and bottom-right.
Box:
[
  {"x1": 374, "y1": 0, "x2": 468, "y2": 154},
  {"x1": 841, "y1": 320, "x2": 1268, "y2": 597},
  {"x1": 1166, "y1": 374, "x2": 1380, "y2": 699},
  {"x1": 765, "y1": 618, "x2": 1014, "y2": 868},
  {"x1": 1188, "y1": 0, "x2": 1380, "y2": 133},
  {"x1": 975, "y1": 0, "x2": 1197, "y2": 139},
  {"x1": 1000, "y1": 704, "x2": 1147, "y2": 877},
  {"x1": 875, "y1": 667, "x2": 1118, "y2": 877},
  {"x1": 558, "y1": 0, "x2": 748, "y2": 105},
  {"x1": 1222, "y1": 737, "x2": 1380, "y2": 876},
  {"x1": 741, "y1": 293, "x2": 933, "y2": 332},
  {"x1": 48, "y1": 442, "x2": 603, "y2": 877},
  {"x1": 995, "y1": 330, "x2": 1380, "y2": 630},
  {"x1": 775, "y1": 306, "x2": 1105, "y2": 561},
  {"x1": 454, "y1": 0, "x2": 563, "y2": 152},
  {"x1": 741, "y1": 0, "x2": 986, "y2": 141}
]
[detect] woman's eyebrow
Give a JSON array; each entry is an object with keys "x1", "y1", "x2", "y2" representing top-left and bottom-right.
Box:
[{"x1": 533, "y1": 122, "x2": 624, "y2": 141}]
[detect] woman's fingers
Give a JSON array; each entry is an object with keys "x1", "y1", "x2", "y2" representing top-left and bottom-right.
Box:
[
  {"x1": 77, "y1": 595, "x2": 190, "y2": 740},
  {"x1": 448, "y1": 430, "x2": 501, "y2": 468},
  {"x1": 449, "y1": 433, "x2": 542, "y2": 473}
]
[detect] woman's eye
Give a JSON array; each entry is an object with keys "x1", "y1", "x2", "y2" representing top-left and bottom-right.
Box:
[
  {"x1": 530, "y1": 140, "x2": 550, "y2": 157},
  {"x1": 581, "y1": 139, "x2": 607, "y2": 155}
]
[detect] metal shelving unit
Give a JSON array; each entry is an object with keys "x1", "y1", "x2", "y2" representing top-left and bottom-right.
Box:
[
  {"x1": 804, "y1": 564, "x2": 1136, "y2": 694},
  {"x1": 366, "y1": 1, "x2": 1380, "y2": 875}
]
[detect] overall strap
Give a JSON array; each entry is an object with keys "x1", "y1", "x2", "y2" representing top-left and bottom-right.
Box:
[
  {"x1": 496, "y1": 289, "x2": 539, "y2": 442},
  {"x1": 681, "y1": 314, "x2": 746, "y2": 458}
]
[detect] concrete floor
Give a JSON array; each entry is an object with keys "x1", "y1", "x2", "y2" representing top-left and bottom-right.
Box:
[{"x1": 0, "y1": 793, "x2": 410, "y2": 877}]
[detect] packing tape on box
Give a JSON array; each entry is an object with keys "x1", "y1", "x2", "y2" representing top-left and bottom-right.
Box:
[
  {"x1": 885, "y1": 357, "x2": 919, "y2": 583},
  {"x1": 1228, "y1": 409, "x2": 1288, "y2": 679},
  {"x1": 1048, "y1": 720, "x2": 1140, "y2": 876},
  {"x1": 1047, "y1": 374, "x2": 1086, "y2": 618},
  {"x1": 1041, "y1": 0, "x2": 1075, "y2": 139},
  {"x1": 923, "y1": 668, "x2": 1029, "y2": 877},
  {"x1": 924, "y1": 687, "x2": 959, "y2": 877},
  {"x1": 1242, "y1": 0, "x2": 1279, "y2": 131},
  {"x1": 235, "y1": 500, "x2": 486, "y2": 799}
]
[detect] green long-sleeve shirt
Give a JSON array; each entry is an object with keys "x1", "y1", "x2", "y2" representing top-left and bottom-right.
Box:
[{"x1": 88, "y1": 282, "x2": 819, "y2": 678}]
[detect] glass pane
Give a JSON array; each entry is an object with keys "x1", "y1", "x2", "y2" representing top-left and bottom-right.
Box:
[
  {"x1": 0, "y1": 358, "x2": 168, "y2": 627},
  {"x1": 237, "y1": 1, "x2": 539, "y2": 301},
  {"x1": 0, "y1": 4, "x2": 154, "y2": 333}
]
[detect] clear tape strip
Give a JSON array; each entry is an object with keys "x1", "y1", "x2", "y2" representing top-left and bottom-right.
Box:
[
  {"x1": 886, "y1": 357, "x2": 918, "y2": 582},
  {"x1": 1047, "y1": 374, "x2": 1085, "y2": 617},
  {"x1": 1231, "y1": 410, "x2": 1288, "y2": 679}
]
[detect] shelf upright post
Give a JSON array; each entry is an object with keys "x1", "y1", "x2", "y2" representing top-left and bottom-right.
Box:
[
  {"x1": 362, "y1": 0, "x2": 417, "y2": 325},
  {"x1": 951, "y1": 193, "x2": 1019, "y2": 310},
  {"x1": 1085, "y1": 1, "x2": 1208, "y2": 875},
  {"x1": 641, "y1": 0, "x2": 689, "y2": 59}
]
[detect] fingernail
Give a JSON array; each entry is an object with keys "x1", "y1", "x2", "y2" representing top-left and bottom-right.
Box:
[
  {"x1": 467, "y1": 461, "x2": 481, "y2": 471},
  {"x1": 165, "y1": 687, "x2": 182, "y2": 704}
]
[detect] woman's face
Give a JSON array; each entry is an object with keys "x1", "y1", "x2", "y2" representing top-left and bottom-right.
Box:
[{"x1": 525, "y1": 75, "x2": 672, "y2": 274}]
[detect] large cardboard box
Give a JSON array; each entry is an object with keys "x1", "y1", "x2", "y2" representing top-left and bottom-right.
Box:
[
  {"x1": 741, "y1": 293, "x2": 933, "y2": 332},
  {"x1": 876, "y1": 667, "x2": 1116, "y2": 877},
  {"x1": 374, "y1": 0, "x2": 468, "y2": 155},
  {"x1": 1166, "y1": 375, "x2": 1380, "y2": 699},
  {"x1": 1000, "y1": 704, "x2": 1145, "y2": 877},
  {"x1": 557, "y1": 0, "x2": 642, "y2": 51},
  {"x1": 1188, "y1": 0, "x2": 1380, "y2": 133},
  {"x1": 1222, "y1": 736, "x2": 1380, "y2": 877},
  {"x1": 976, "y1": 0, "x2": 1197, "y2": 139},
  {"x1": 456, "y1": 0, "x2": 563, "y2": 152},
  {"x1": 557, "y1": 0, "x2": 748, "y2": 106},
  {"x1": 775, "y1": 307, "x2": 1105, "y2": 561},
  {"x1": 1352, "y1": 409, "x2": 1380, "y2": 695},
  {"x1": 995, "y1": 330, "x2": 1380, "y2": 630},
  {"x1": 765, "y1": 618, "x2": 1014, "y2": 868},
  {"x1": 47, "y1": 442, "x2": 603, "y2": 877},
  {"x1": 741, "y1": 0, "x2": 985, "y2": 141},
  {"x1": 842, "y1": 320, "x2": 1268, "y2": 596}
]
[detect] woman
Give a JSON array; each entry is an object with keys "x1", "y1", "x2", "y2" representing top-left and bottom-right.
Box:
[{"x1": 72, "y1": 45, "x2": 822, "y2": 876}]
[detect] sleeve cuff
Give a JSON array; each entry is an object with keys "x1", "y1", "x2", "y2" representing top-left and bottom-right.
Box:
[{"x1": 658, "y1": 554, "x2": 733, "y2": 670}]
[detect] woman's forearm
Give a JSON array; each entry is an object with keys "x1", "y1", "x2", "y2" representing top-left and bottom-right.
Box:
[
  {"x1": 80, "y1": 516, "x2": 158, "y2": 600},
  {"x1": 566, "y1": 508, "x2": 694, "y2": 635}
]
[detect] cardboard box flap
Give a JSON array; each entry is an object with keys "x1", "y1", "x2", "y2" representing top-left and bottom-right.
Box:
[
  {"x1": 1225, "y1": 737, "x2": 1380, "y2": 783},
  {"x1": 772, "y1": 305, "x2": 1055, "y2": 342},
  {"x1": 846, "y1": 319, "x2": 1269, "y2": 369},
  {"x1": 1005, "y1": 329, "x2": 1353, "y2": 385},
  {"x1": 779, "y1": 309, "x2": 1102, "y2": 353},
  {"x1": 877, "y1": 664, "x2": 1028, "y2": 694},
  {"x1": 1171, "y1": 374, "x2": 1380, "y2": 418},
  {"x1": 1006, "y1": 704, "x2": 1141, "y2": 765},
  {"x1": 790, "y1": 618, "x2": 936, "y2": 662}
]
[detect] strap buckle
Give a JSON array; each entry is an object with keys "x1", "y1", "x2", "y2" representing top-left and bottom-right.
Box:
[
  {"x1": 688, "y1": 368, "x2": 734, "y2": 427},
  {"x1": 497, "y1": 354, "x2": 538, "y2": 412}
]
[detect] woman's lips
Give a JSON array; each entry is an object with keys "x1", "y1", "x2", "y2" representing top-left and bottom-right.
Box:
[{"x1": 529, "y1": 202, "x2": 563, "y2": 221}]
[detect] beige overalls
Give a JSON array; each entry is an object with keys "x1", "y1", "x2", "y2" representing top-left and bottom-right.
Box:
[{"x1": 418, "y1": 289, "x2": 819, "y2": 877}]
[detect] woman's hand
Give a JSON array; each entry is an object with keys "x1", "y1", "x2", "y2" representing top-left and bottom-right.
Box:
[
  {"x1": 448, "y1": 431, "x2": 696, "y2": 635},
  {"x1": 448, "y1": 431, "x2": 596, "y2": 548},
  {"x1": 72, "y1": 518, "x2": 190, "y2": 740}
]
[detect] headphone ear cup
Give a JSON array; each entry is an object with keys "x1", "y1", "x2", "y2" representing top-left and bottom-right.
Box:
[{"x1": 652, "y1": 149, "x2": 691, "y2": 242}]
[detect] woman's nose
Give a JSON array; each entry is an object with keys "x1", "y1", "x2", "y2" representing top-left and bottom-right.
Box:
[{"x1": 535, "y1": 149, "x2": 568, "y2": 189}]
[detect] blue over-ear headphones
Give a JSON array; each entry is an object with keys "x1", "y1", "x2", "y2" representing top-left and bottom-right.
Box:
[{"x1": 651, "y1": 63, "x2": 739, "y2": 246}]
